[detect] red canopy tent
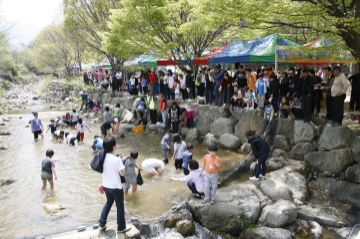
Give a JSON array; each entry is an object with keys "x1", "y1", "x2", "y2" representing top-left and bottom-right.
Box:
[{"x1": 193, "y1": 42, "x2": 231, "y2": 65}]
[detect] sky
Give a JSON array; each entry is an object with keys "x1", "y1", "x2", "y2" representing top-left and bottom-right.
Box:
[{"x1": 1, "y1": 0, "x2": 62, "y2": 49}]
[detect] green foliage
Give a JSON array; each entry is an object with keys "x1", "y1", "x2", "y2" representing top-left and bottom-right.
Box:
[{"x1": 240, "y1": 216, "x2": 257, "y2": 231}]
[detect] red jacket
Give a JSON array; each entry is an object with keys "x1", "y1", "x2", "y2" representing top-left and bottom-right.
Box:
[{"x1": 149, "y1": 72, "x2": 156, "y2": 84}]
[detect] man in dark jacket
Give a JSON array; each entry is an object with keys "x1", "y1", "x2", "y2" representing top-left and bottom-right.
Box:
[
  {"x1": 205, "y1": 69, "x2": 213, "y2": 105},
  {"x1": 234, "y1": 65, "x2": 247, "y2": 97},
  {"x1": 167, "y1": 102, "x2": 181, "y2": 133},
  {"x1": 246, "y1": 130, "x2": 270, "y2": 181},
  {"x1": 300, "y1": 69, "x2": 314, "y2": 123},
  {"x1": 287, "y1": 68, "x2": 299, "y2": 98},
  {"x1": 268, "y1": 74, "x2": 279, "y2": 114},
  {"x1": 349, "y1": 69, "x2": 360, "y2": 112}
]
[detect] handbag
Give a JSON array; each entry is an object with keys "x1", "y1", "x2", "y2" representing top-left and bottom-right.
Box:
[
  {"x1": 137, "y1": 169, "x2": 144, "y2": 185},
  {"x1": 90, "y1": 150, "x2": 106, "y2": 173}
]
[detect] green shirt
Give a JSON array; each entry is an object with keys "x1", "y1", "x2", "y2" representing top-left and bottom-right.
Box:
[{"x1": 113, "y1": 107, "x2": 122, "y2": 117}]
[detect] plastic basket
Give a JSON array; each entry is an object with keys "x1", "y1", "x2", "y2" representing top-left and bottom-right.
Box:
[{"x1": 132, "y1": 125, "x2": 144, "y2": 133}]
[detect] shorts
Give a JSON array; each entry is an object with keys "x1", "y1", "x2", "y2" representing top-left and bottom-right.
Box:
[
  {"x1": 69, "y1": 137, "x2": 76, "y2": 146},
  {"x1": 161, "y1": 144, "x2": 170, "y2": 154},
  {"x1": 34, "y1": 130, "x2": 42, "y2": 139},
  {"x1": 123, "y1": 174, "x2": 137, "y2": 188},
  {"x1": 71, "y1": 121, "x2": 77, "y2": 126},
  {"x1": 52, "y1": 133, "x2": 57, "y2": 139},
  {"x1": 79, "y1": 132, "x2": 84, "y2": 140},
  {"x1": 41, "y1": 171, "x2": 53, "y2": 181},
  {"x1": 100, "y1": 126, "x2": 107, "y2": 136},
  {"x1": 142, "y1": 163, "x2": 156, "y2": 174}
]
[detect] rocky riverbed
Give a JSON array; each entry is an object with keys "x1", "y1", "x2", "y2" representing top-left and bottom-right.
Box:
[{"x1": 2, "y1": 77, "x2": 360, "y2": 239}]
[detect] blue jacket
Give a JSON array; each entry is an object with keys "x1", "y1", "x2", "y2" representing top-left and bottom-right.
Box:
[{"x1": 212, "y1": 70, "x2": 225, "y2": 87}]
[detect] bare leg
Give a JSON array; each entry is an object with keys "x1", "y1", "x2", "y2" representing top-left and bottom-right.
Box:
[
  {"x1": 49, "y1": 180, "x2": 54, "y2": 190},
  {"x1": 131, "y1": 183, "x2": 137, "y2": 193},
  {"x1": 124, "y1": 188, "x2": 129, "y2": 195},
  {"x1": 42, "y1": 180, "x2": 47, "y2": 190}
]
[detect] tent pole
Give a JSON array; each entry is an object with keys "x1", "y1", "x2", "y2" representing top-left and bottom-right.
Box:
[
  {"x1": 350, "y1": 62, "x2": 353, "y2": 75},
  {"x1": 275, "y1": 47, "x2": 278, "y2": 73}
]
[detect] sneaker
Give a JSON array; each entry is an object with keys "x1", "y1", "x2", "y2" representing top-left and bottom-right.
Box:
[
  {"x1": 327, "y1": 120, "x2": 333, "y2": 124},
  {"x1": 117, "y1": 225, "x2": 131, "y2": 233},
  {"x1": 192, "y1": 194, "x2": 202, "y2": 199},
  {"x1": 99, "y1": 225, "x2": 107, "y2": 231},
  {"x1": 259, "y1": 174, "x2": 265, "y2": 178},
  {"x1": 210, "y1": 201, "x2": 215, "y2": 205},
  {"x1": 223, "y1": 103, "x2": 226, "y2": 107},
  {"x1": 332, "y1": 122, "x2": 341, "y2": 127},
  {"x1": 201, "y1": 199, "x2": 210, "y2": 204},
  {"x1": 249, "y1": 176, "x2": 259, "y2": 181}
]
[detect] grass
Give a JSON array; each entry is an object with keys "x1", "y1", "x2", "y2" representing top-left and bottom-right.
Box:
[{"x1": 240, "y1": 216, "x2": 257, "y2": 231}]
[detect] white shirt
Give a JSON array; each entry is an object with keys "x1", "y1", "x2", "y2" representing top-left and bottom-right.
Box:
[
  {"x1": 115, "y1": 72, "x2": 122, "y2": 80},
  {"x1": 167, "y1": 76, "x2": 174, "y2": 89},
  {"x1": 66, "y1": 134, "x2": 74, "y2": 142},
  {"x1": 130, "y1": 78, "x2": 135, "y2": 86},
  {"x1": 71, "y1": 113, "x2": 78, "y2": 122},
  {"x1": 174, "y1": 141, "x2": 187, "y2": 159},
  {"x1": 142, "y1": 158, "x2": 165, "y2": 170},
  {"x1": 179, "y1": 169, "x2": 204, "y2": 192},
  {"x1": 201, "y1": 74, "x2": 206, "y2": 83},
  {"x1": 102, "y1": 154, "x2": 124, "y2": 189},
  {"x1": 76, "y1": 122, "x2": 87, "y2": 133},
  {"x1": 179, "y1": 78, "x2": 186, "y2": 88}
]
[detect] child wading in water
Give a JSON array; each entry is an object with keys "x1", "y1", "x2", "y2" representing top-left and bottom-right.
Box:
[
  {"x1": 41, "y1": 149, "x2": 57, "y2": 190},
  {"x1": 200, "y1": 144, "x2": 222, "y2": 205},
  {"x1": 76, "y1": 118, "x2": 91, "y2": 144},
  {"x1": 182, "y1": 143, "x2": 193, "y2": 175},
  {"x1": 46, "y1": 119, "x2": 58, "y2": 141},
  {"x1": 122, "y1": 151, "x2": 143, "y2": 195}
]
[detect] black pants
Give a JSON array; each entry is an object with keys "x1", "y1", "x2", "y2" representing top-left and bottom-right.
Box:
[
  {"x1": 198, "y1": 83, "x2": 205, "y2": 97},
  {"x1": 303, "y1": 94, "x2": 312, "y2": 122},
  {"x1": 255, "y1": 152, "x2": 269, "y2": 178},
  {"x1": 272, "y1": 94, "x2": 279, "y2": 113},
  {"x1": 181, "y1": 88, "x2": 188, "y2": 100},
  {"x1": 149, "y1": 109, "x2": 157, "y2": 124},
  {"x1": 171, "y1": 121, "x2": 179, "y2": 133},
  {"x1": 116, "y1": 79, "x2": 122, "y2": 92},
  {"x1": 205, "y1": 88, "x2": 213, "y2": 104},
  {"x1": 331, "y1": 94, "x2": 346, "y2": 124},
  {"x1": 292, "y1": 108, "x2": 303, "y2": 119},
  {"x1": 350, "y1": 89, "x2": 360, "y2": 111},
  {"x1": 325, "y1": 95, "x2": 332, "y2": 119},
  {"x1": 175, "y1": 159, "x2": 183, "y2": 170}
]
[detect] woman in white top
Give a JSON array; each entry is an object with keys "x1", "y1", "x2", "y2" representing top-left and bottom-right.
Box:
[
  {"x1": 179, "y1": 73, "x2": 188, "y2": 101},
  {"x1": 172, "y1": 135, "x2": 187, "y2": 170},
  {"x1": 141, "y1": 158, "x2": 169, "y2": 176},
  {"x1": 98, "y1": 138, "x2": 131, "y2": 233},
  {"x1": 165, "y1": 70, "x2": 174, "y2": 100}
]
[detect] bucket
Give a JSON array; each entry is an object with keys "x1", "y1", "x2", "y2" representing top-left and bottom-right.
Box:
[{"x1": 132, "y1": 125, "x2": 144, "y2": 133}]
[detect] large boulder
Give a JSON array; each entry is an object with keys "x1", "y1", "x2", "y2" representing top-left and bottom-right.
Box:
[
  {"x1": 275, "y1": 119, "x2": 295, "y2": 140},
  {"x1": 285, "y1": 172, "x2": 308, "y2": 203},
  {"x1": 195, "y1": 112, "x2": 214, "y2": 135},
  {"x1": 336, "y1": 227, "x2": 360, "y2": 239},
  {"x1": 273, "y1": 135, "x2": 290, "y2": 152},
  {"x1": 293, "y1": 121, "x2": 315, "y2": 144},
  {"x1": 124, "y1": 96, "x2": 137, "y2": 109},
  {"x1": 175, "y1": 220, "x2": 195, "y2": 236},
  {"x1": 260, "y1": 178, "x2": 291, "y2": 201},
  {"x1": 209, "y1": 106, "x2": 230, "y2": 118},
  {"x1": 122, "y1": 109, "x2": 134, "y2": 123},
  {"x1": 316, "y1": 177, "x2": 360, "y2": 210},
  {"x1": 202, "y1": 134, "x2": 221, "y2": 147},
  {"x1": 289, "y1": 142, "x2": 315, "y2": 160},
  {"x1": 271, "y1": 149, "x2": 289, "y2": 158},
  {"x1": 297, "y1": 204, "x2": 355, "y2": 227},
  {"x1": 351, "y1": 136, "x2": 360, "y2": 163},
  {"x1": 210, "y1": 117, "x2": 237, "y2": 138},
  {"x1": 152, "y1": 228, "x2": 184, "y2": 239},
  {"x1": 258, "y1": 199, "x2": 297, "y2": 228},
  {"x1": 186, "y1": 128, "x2": 200, "y2": 141},
  {"x1": 265, "y1": 157, "x2": 283, "y2": 171},
  {"x1": 229, "y1": 107, "x2": 246, "y2": 121},
  {"x1": 310, "y1": 221, "x2": 323, "y2": 239},
  {"x1": 304, "y1": 148, "x2": 353, "y2": 174},
  {"x1": 110, "y1": 97, "x2": 124, "y2": 106},
  {"x1": 234, "y1": 110, "x2": 266, "y2": 144},
  {"x1": 345, "y1": 164, "x2": 360, "y2": 183},
  {"x1": 219, "y1": 133, "x2": 241, "y2": 150},
  {"x1": 239, "y1": 142, "x2": 252, "y2": 154},
  {"x1": 244, "y1": 227, "x2": 293, "y2": 239},
  {"x1": 317, "y1": 124, "x2": 353, "y2": 151}
]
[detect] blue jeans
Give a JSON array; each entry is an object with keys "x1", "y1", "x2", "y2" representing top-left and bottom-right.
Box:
[
  {"x1": 161, "y1": 110, "x2": 168, "y2": 128},
  {"x1": 99, "y1": 187, "x2": 126, "y2": 231},
  {"x1": 214, "y1": 86, "x2": 222, "y2": 106},
  {"x1": 151, "y1": 83, "x2": 157, "y2": 95},
  {"x1": 255, "y1": 152, "x2": 270, "y2": 178},
  {"x1": 187, "y1": 181, "x2": 204, "y2": 195}
]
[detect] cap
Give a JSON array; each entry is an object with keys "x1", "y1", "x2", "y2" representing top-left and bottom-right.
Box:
[{"x1": 333, "y1": 66, "x2": 341, "y2": 71}]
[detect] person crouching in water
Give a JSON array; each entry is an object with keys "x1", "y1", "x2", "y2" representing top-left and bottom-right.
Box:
[
  {"x1": 41, "y1": 149, "x2": 57, "y2": 190},
  {"x1": 170, "y1": 159, "x2": 204, "y2": 199},
  {"x1": 122, "y1": 151, "x2": 143, "y2": 195},
  {"x1": 90, "y1": 135, "x2": 103, "y2": 151},
  {"x1": 247, "y1": 130, "x2": 270, "y2": 181},
  {"x1": 65, "y1": 132, "x2": 77, "y2": 146}
]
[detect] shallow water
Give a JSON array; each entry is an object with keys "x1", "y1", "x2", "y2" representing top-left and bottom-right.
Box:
[{"x1": 0, "y1": 95, "x2": 248, "y2": 238}]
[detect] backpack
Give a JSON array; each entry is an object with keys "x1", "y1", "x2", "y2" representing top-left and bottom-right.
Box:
[{"x1": 90, "y1": 150, "x2": 106, "y2": 173}]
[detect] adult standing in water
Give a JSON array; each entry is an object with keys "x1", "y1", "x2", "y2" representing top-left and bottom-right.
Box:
[
  {"x1": 31, "y1": 112, "x2": 44, "y2": 140},
  {"x1": 247, "y1": 130, "x2": 270, "y2": 181},
  {"x1": 98, "y1": 137, "x2": 131, "y2": 233},
  {"x1": 100, "y1": 118, "x2": 119, "y2": 138}
]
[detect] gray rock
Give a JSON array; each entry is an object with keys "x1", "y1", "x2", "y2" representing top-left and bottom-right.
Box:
[
  {"x1": 266, "y1": 157, "x2": 283, "y2": 171},
  {"x1": 0, "y1": 178, "x2": 15, "y2": 186},
  {"x1": 258, "y1": 199, "x2": 297, "y2": 228},
  {"x1": 296, "y1": 204, "x2": 355, "y2": 227},
  {"x1": 244, "y1": 227, "x2": 293, "y2": 239},
  {"x1": 271, "y1": 149, "x2": 289, "y2": 158},
  {"x1": 180, "y1": 127, "x2": 190, "y2": 137},
  {"x1": 164, "y1": 213, "x2": 182, "y2": 228},
  {"x1": 351, "y1": 136, "x2": 360, "y2": 163},
  {"x1": 316, "y1": 177, "x2": 360, "y2": 210},
  {"x1": 285, "y1": 172, "x2": 308, "y2": 203},
  {"x1": 195, "y1": 112, "x2": 214, "y2": 135},
  {"x1": 0, "y1": 145, "x2": 8, "y2": 150},
  {"x1": 289, "y1": 142, "x2": 315, "y2": 160},
  {"x1": 234, "y1": 110, "x2": 266, "y2": 144},
  {"x1": 152, "y1": 228, "x2": 184, "y2": 239},
  {"x1": 229, "y1": 107, "x2": 246, "y2": 121},
  {"x1": 345, "y1": 164, "x2": 360, "y2": 183},
  {"x1": 309, "y1": 221, "x2": 323, "y2": 239},
  {"x1": 210, "y1": 117, "x2": 237, "y2": 138},
  {"x1": 124, "y1": 96, "x2": 137, "y2": 109},
  {"x1": 294, "y1": 120, "x2": 315, "y2": 144},
  {"x1": 209, "y1": 106, "x2": 230, "y2": 118},
  {"x1": 273, "y1": 135, "x2": 290, "y2": 152},
  {"x1": 0, "y1": 130, "x2": 11, "y2": 136},
  {"x1": 318, "y1": 124, "x2": 353, "y2": 151},
  {"x1": 336, "y1": 227, "x2": 360, "y2": 239},
  {"x1": 175, "y1": 220, "x2": 195, "y2": 236},
  {"x1": 219, "y1": 133, "x2": 241, "y2": 150},
  {"x1": 202, "y1": 134, "x2": 221, "y2": 147},
  {"x1": 186, "y1": 128, "x2": 200, "y2": 140},
  {"x1": 146, "y1": 124, "x2": 164, "y2": 133},
  {"x1": 275, "y1": 119, "x2": 295, "y2": 140},
  {"x1": 260, "y1": 178, "x2": 291, "y2": 201},
  {"x1": 122, "y1": 109, "x2": 134, "y2": 123},
  {"x1": 287, "y1": 219, "x2": 310, "y2": 238},
  {"x1": 239, "y1": 142, "x2": 252, "y2": 154},
  {"x1": 304, "y1": 148, "x2": 353, "y2": 174}
]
